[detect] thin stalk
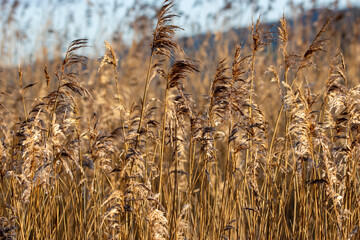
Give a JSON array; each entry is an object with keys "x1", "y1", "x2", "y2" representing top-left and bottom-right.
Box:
[
  {"x1": 18, "y1": 67, "x2": 27, "y2": 121},
  {"x1": 136, "y1": 50, "x2": 154, "y2": 148},
  {"x1": 158, "y1": 84, "x2": 169, "y2": 194}
]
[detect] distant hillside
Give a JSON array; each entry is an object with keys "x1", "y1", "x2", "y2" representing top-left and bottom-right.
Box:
[{"x1": 179, "y1": 7, "x2": 360, "y2": 54}]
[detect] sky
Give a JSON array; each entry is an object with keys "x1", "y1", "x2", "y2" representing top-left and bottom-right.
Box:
[{"x1": 0, "y1": 0, "x2": 358, "y2": 65}]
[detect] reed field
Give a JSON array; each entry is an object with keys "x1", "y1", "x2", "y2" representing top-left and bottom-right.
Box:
[{"x1": 0, "y1": 0, "x2": 360, "y2": 239}]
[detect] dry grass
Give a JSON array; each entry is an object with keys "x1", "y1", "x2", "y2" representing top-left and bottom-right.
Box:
[{"x1": 0, "y1": 0, "x2": 360, "y2": 239}]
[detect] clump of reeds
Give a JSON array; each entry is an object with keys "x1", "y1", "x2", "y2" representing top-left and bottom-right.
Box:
[{"x1": 0, "y1": 0, "x2": 359, "y2": 239}]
